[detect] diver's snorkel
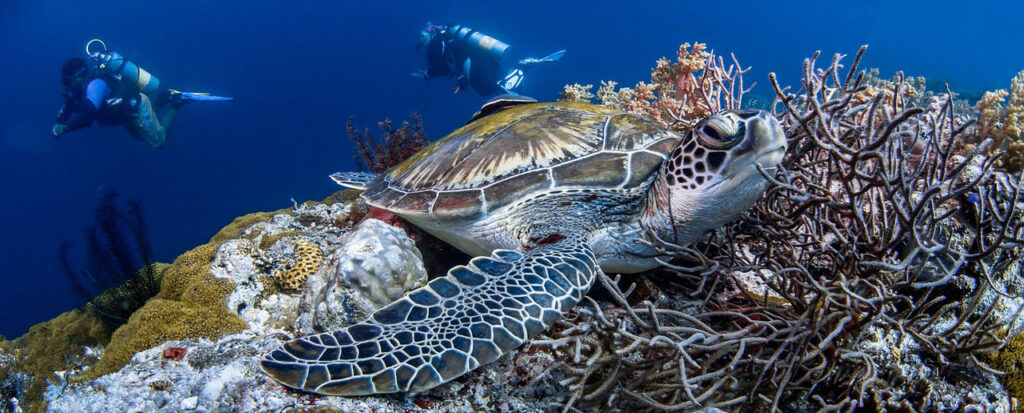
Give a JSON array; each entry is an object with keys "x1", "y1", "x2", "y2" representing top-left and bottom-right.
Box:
[{"x1": 85, "y1": 39, "x2": 162, "y2": 99}]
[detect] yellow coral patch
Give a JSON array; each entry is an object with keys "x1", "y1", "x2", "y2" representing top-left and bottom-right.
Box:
[
  {"x1": 986, "y1": 332, "x2": 1024, "y2": 411},
  {"x1": 274, "y1": 240, "x2": 324, "y2": 291}
]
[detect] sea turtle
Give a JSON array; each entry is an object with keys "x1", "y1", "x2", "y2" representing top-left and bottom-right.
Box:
[{"x1": 260, "y1": 98, "x2": 787, "y2": 396}]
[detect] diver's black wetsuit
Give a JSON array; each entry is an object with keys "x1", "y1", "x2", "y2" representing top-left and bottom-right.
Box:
[
  {"x1": 55, "y1": 72, "x2": 178, "y2": 148},
  {"x1": 56, "y1": 75, "x2": 133, "y2": 133},
  {"x1": 421, "y1": 27, "x2": 508, "y2": 96}
]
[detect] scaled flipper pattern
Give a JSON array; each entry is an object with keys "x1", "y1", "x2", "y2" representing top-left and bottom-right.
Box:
[
  {"x1": 330, "y1": 172, "x2": 380, "y2": 190},
  {"x1": 260, "y1": 237, "x2": 598, "y2": 395}
]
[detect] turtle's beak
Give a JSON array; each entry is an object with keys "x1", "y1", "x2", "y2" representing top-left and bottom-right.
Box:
[{"x1": 752, "y1": 114, "x2": 787, "y2": 168}]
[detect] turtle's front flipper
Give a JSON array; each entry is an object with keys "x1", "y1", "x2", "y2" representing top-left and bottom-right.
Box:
[
  {"x1": 330, "y1": 172, "x2": 379, "y2": 190},
  {"x1": 260, "y1": 236, "x2": 597, "y2": 395}
]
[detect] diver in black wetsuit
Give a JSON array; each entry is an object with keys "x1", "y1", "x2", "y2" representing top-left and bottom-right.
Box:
[
  {"x1": 413, "y1": 23, "x2": 565, "y2": 96},
  {"x1": 52, "y1": 40, "x2": 233, "y2": 148},
  {"x1": 54, "y1": 57, "x2": 181, "y2": 148}
]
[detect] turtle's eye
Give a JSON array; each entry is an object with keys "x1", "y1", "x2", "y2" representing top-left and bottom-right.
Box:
[{"x1": 696, "y1": 114, "x2": 744, "y2": 149}]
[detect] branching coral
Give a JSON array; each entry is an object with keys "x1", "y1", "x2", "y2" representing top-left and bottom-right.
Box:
[
  {"x1": 537, "y1": 46, "x2": 1024, "y2": 412},
  {"x1": 560, "y1": 83, "x2": 595, "y2": 102},
  {"x1": 974, "y1": 70, "x2": 1024, "y2": 173},
  {"x1": 347, "y1": 113, "x2": 428, "y2": 173},
  {"x1": 561, "y1": 43, "x2": 750, "y2": 132}
]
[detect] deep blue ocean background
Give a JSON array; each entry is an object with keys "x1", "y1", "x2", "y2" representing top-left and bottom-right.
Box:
[{"x1": 1, "y1": 1, "x2": 1022, "y2": 337}]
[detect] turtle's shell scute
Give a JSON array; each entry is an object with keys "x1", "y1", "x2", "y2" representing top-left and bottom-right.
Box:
[{"x1": 364, "y1": 102, "x2": 680, "y2": 221}]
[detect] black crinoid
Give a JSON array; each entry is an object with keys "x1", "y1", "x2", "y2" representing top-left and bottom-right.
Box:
[{"x1": 60, "y1": 190, "x2": 162, "y2": 331}]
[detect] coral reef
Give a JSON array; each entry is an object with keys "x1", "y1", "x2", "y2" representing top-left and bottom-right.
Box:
[
  {"x1": 987, "y1": 331, "x2": 1024, "y2": 406},
  {"x1": 332, "y1": 218, "x2": 427, "y2": 308},
  {"x1": 975, "y1": 70, "x2": 1024, "y2": 173},
  {"x1": 44, "y1": 331, "x2": 565, "y2": 412},
  {"x1": 300, "y1": 218, "x2": 428, "y2": 333},
  {"x1": 347, "y1": 113, "x2": 428, "y2": 173},
  {"x1": 559, "y1": 83, "x2": 594, "y2": 102},
  {"x1": 13, "y1": 43, "x2": 1024, "y2": 413},
  {"x1": 81, "y1": 242, "x2": 248, "y2": 381},
  {"x1": 0, "y1": 346, "x2": 27, "y2": 413},
  {"x1": 541, "y1": 45, "x2": 1024, "y2": 412},
  {"x1": 60, "y1": 191, "x2": 162, "y2": 331},
  {"x1": 43, "y1": 193, "x2": 564, "y2": 412},
  {"x1": 0, "y1": 310, "x2": 108, "y2": 413},
  {"x1": 272, "y1": 239, "x2": 324, "y2": 291},
  {"x1": 561, "y1": 43, "x2": 750, "y2": 132}
]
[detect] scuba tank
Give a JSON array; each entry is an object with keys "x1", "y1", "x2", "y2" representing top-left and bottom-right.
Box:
[
  {"x1": 446, "y1": 25, "x2": 510, "y2": 63},
  {"x1": 85, "y1": 39, "x2": 161, "y2": 99}
]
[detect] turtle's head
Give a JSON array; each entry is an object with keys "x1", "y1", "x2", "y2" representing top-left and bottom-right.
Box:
[{"x1": 654, "y1": 109, "x2": 786, "y2": 240}]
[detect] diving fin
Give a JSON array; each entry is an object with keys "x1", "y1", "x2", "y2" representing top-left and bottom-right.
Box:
[
  {"x1": 169, "y1": 89, "x2": 235, "y2": 103},
  {"x1": 518, "y1": 49, "x2": 566, "y2": 65}
]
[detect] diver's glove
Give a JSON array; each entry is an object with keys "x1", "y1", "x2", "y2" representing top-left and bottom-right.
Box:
[{"x1": 51, "y1": 123, "x2": 67, "y2": 138}]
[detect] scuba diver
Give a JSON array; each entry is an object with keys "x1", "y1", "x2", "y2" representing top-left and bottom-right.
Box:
[
  {"x1": 413, "y1": 23, "x2": 565, "y2": 96},
  {"x1": 52, "y1": 39, "x2": 233, "y2": 148}
]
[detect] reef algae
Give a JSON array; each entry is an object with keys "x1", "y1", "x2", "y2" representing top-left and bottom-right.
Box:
[
  {"x1": 3, "y1": 204, "x2": 302, "y2": 412},
  {"x1": 81, "y1": 242, "x2": 247, "y2": 380},
  {"x1": 987, "y1": 331, "x2": 1024, "y2": 411},
  {"x1": 42, "y1": 192, "x2": 565, "y2": 412},
  {"x1": 0, "y1": 309, "x2": 108, "y2": 413}
]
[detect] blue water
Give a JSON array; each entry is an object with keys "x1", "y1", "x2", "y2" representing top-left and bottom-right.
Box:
[{"x1": 1, "y1": 1, "x2": 1022, "y2": 337}]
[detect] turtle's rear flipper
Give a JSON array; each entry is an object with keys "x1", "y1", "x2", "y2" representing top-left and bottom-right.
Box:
[
  {"x1": 330, "y1": 172, "x2": 379, "y2": 190},
  {"x1": 168, "y1": 89, "x2": 235, "y2": 103},
  {"x1": 260, "y1": 236, "x2": 598, "y2": 395}
]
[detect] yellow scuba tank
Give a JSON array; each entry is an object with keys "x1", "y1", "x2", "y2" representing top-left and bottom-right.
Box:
[
  {"x1": 446, "y1": 25, "x2": 510, "y2": 62},
  {"x1": 85, "y1": 39, "x2": 162, "y2": 98}
]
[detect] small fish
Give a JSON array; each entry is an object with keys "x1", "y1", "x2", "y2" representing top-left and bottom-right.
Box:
[{"x1": 967, "y1": 192, "x2": 980, "y2": 204}]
